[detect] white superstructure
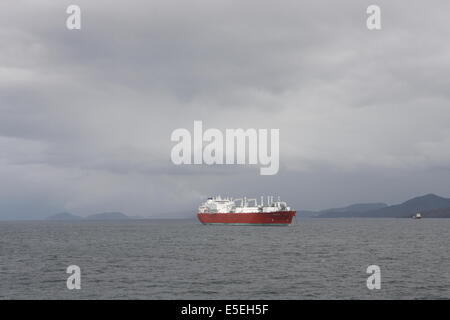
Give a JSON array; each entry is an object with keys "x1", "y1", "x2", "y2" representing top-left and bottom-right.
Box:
[{"x1": 198, "y1": 195, "x2": 291, "y2": 213}]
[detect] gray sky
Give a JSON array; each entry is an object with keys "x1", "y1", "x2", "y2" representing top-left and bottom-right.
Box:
[{"x1": 1, "y1": 0, "x2": 450, "y2": 219}]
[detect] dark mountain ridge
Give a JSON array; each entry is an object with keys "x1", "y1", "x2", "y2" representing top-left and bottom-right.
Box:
[
  {"x1": 46, "y1": 212, "x2": 82, "y2": 220},
  {"x1": 85, "y1": 212, "x2": 130, "y2": 220},
  {"x1": 315, "y1": 194, "x2": 450, "y2": 218},
  {"x1": 46, "y1": 212, "x2": 131, "y2": 220},
  {"x1": 321, "y1": 202, "x2": 388, "y2": 214}
]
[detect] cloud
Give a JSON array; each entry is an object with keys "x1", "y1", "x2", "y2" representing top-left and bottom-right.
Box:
[{"x1": 1, "y1": 0, "x2": 450, "y2": 218}]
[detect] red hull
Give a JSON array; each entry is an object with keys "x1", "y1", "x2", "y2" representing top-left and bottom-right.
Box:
[{"x1": 197, "y1": 211, "x2": 296, "y2": 226}]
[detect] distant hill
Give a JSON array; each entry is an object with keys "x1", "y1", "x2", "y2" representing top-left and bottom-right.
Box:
[
  {"x1": 85, "y1": 212, "x2": 131, "y2": 220},
  {"x1": 317, "y1": 194, "x2": 450, "y2": 218},
  {"x1": 321, "y1": 203, "x2": 388, "y2": 214},
  {"x1": 297, "y1": 210, "x2": 322, "y2": 218},
  {"x1": 298, "y1": 203, "x2": 387, "y2": 218},
  {"x1": 420, "y1": 206, "x2": 450, "y2": 218},
  {"x1": 46, "y1": 212, "x2": 82, "y2": 220},
  {"x1": 46, "y1": 211, "x2": 133, "y2": 221},
  {"x1": 357, "y1": 194, "x2": 450, "y2": 218}
]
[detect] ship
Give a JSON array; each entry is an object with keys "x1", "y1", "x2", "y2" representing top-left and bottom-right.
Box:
[
  {"x1": 197, "y1": 196, "x2": 296, "y2": 226},
  {"x1": 413, "y1": 212, "x2": 422, "y2": 219}
]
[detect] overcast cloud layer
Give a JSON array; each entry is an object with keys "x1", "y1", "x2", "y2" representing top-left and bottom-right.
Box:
[{"x1": 1, "y1": 0, "x2": 450, "y2": 219}]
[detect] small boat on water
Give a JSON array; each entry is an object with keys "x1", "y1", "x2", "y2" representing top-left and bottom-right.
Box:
[{"x1": 413, "y1": 212, "x2": 422, "y2": 219}]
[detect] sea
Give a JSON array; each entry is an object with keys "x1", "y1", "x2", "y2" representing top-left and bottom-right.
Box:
[{"x1": 0, "y1": 218, "x2": 449, "y2": 299}]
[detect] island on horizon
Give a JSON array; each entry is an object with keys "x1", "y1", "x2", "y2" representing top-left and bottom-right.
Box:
[{"x1": 42, "y1": 193, "x2": 450, "y2": 221}]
